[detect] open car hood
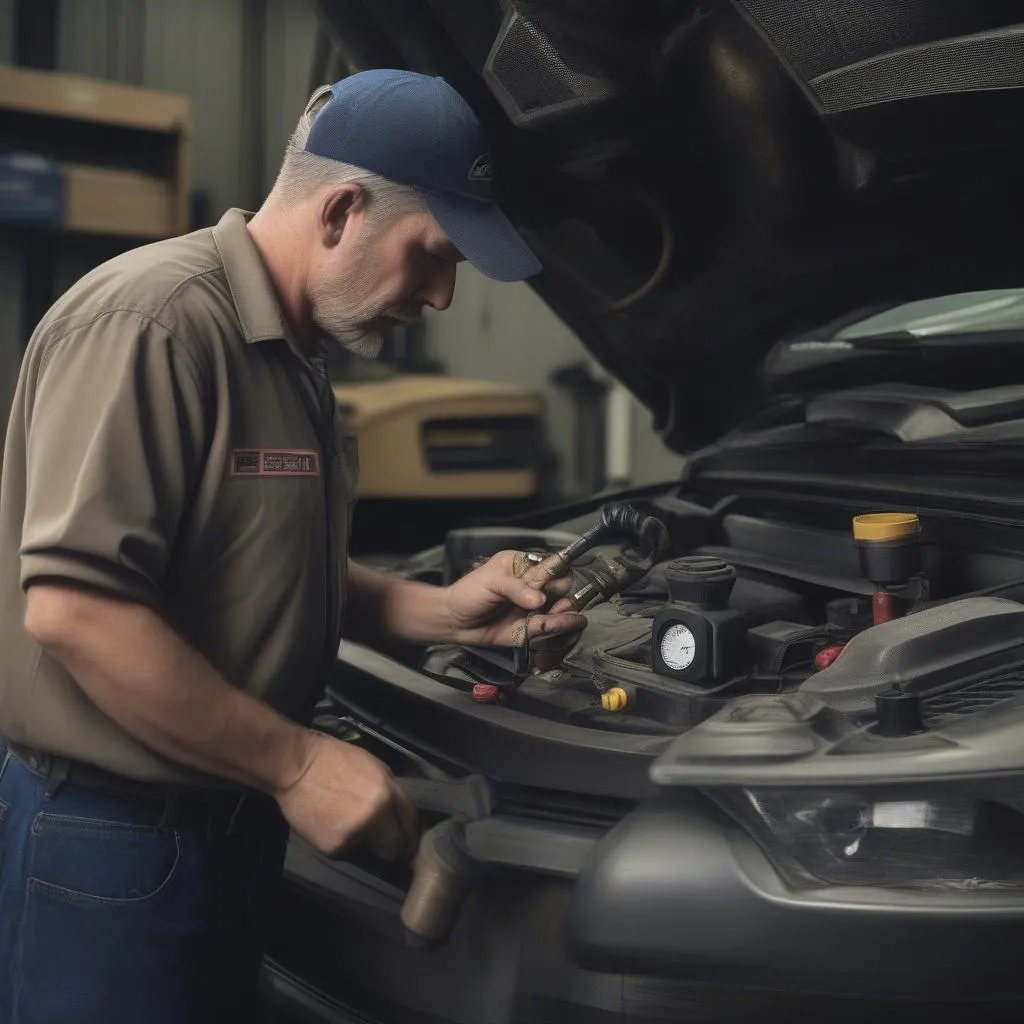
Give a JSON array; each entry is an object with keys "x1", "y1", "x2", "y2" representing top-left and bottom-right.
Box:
[{"x1": 312, "y1": 0, "x2": 1024, "y2": 448}]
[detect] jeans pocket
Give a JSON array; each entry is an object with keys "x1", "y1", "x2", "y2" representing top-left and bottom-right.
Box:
[
  {"x1": 27, "y1": 812, "x2": 182, "y2": 907},
  {"x1": 15, "y1": 817, "x2": 209, "y2": 1023}
]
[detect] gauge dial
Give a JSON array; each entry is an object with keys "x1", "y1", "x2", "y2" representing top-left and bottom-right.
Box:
[{"x1": 660, "y1": 622, "x2": 697, "y2": 672}]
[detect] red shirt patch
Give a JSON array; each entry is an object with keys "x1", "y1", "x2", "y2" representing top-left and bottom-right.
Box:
[{"x1": 231, "y1": 449, "x2": 320, "y2": 477}]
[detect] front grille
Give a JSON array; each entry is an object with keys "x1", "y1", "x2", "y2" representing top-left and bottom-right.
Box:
[
  {"x1": 494, "y1": 781, "x2": 635, "y2": 829},
  {"x1": 923, "y1": 671, "x2": 1024, "y2": 724}
]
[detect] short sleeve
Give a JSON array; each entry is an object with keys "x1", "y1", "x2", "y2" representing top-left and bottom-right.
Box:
[{"x1": 19, "y1": 310, "x2": 209, "y2": 608}]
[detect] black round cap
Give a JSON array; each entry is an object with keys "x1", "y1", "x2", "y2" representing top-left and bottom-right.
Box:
[
  {"x1": 875, "y1": 684, "x2": 927, "y2": 737},
  {"x1": 666, "y1": 556, "x2": 737, "y2": 609}
]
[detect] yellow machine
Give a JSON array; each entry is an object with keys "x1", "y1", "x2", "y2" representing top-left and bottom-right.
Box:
[{"x1": 332, "y1": 375, "x2": 545, "y2": 500}]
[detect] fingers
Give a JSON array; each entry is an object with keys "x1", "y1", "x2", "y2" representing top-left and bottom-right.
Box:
[
  {"x1": 527, "y1": 612, "x2": 587, "y2": 671},
  {"x1": 490, "y1": 549, "x2": 574, "y2": 609},
  {"x1": 388, "y1": 777, "x2": 421, "y2": 861},
  {"x1": 547, "y1": 594, "x2": 577, "y2": 614},
  {"x1": 509, "y1": 610, "x2": 588, "y2": 649},
  {"x1": 363, "y1": 812, "x2": 402, "y2": 861},
  {"x1": 526, "y1": 611, "x2": 588, "y2": 642},
  {"x1": 521, "y1": 554, "x2": 571, "y2": 589},
  {"x1": 365, "y1": 778, "x2": 421, "y2": 862},
  {"x1": 485, "y1": 569, "x2": 552, "y2": 613},
  {"x1": 511, "y1": 550, "x2": 545, "y2": 578},
  {"x1": 514, "y1": 572, "x2": 573, "y2": 608}
]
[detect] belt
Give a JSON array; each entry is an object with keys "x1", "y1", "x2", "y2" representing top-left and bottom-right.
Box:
[{"x1": 6, "y1": 741, "x2": 276, "y2": 837}]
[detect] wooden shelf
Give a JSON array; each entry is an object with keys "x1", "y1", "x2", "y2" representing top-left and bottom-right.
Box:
[
  {"x1": 0, "y1": 65, "x2": 191, "y2": 238},
  {"x1": 64, "y1": 164, "x2": 176, "y2": 239},
  {"x1": 0, "y1": 65, "x2": 190, "y2": 134}
]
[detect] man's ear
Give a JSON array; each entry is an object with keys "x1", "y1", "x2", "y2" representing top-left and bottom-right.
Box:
[{"x1": 318, "y1": 184, "x2": 367, "y2": 248}]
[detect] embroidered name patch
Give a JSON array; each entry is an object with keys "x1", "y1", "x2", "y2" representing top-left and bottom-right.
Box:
[{"x1": 231, "y1": 449, "x2": 320, "y2": 477}]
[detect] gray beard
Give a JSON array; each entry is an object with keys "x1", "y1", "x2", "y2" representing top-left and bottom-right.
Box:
[
  {"x1": 332, "y1": 328, "x2": 385, "y2": 360},
  {"x1": 310, "y1": 296, "x2": 386, "y2": 360},
  {"x1": 309, "y1": 277, "x2": 421, "y2": 362}
]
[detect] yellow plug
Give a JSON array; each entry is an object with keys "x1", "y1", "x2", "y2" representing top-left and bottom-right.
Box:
[{"x1": 601, "y1": 687, "x2": 630, "y2": 712}]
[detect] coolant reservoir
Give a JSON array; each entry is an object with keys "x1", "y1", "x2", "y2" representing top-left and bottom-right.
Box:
[{"x1": 853, "y1": 513, "x2": 921, "y2": 586}]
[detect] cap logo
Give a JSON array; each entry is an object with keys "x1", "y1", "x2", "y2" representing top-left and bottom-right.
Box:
[{"x1": 468, "y1": 154, "x2": 493, "y2": 183}]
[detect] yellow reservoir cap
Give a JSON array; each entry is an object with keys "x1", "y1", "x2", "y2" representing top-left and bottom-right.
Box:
[
  {"x1": 853, "y1": 513, "x2": 920, "y2": 543},
  {"x1": 601, "y1": 687, "x2": 629, "y2": 712}
]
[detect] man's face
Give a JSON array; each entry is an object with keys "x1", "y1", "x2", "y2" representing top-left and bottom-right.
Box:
[{"x1": 308, "y1": 206, "x2": 464, "y2": 359}]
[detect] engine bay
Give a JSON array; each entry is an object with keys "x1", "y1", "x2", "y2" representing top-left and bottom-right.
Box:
[{"x1": 388, "y1": 493, "x2": 1024, "y2": 745}]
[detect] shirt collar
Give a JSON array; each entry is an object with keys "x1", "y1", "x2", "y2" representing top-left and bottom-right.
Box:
[{"x1": 211, "y1": 207, "x2": 294, "y2": 346}]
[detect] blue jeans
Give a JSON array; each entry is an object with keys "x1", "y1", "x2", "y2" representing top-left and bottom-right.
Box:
[{"x1": 0, "y1": 745, "x2": 288, "y2": 1024}]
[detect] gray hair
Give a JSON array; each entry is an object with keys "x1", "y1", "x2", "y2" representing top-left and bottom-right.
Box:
[{"x1": 265, "y1": 84, "x2": 424, "y2": 221}]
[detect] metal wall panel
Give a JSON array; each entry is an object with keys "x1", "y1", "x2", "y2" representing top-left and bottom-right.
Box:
[
  {"x1": 0, "y1": 0, "x2": 14, "y2": 64},
  {"x1": 0, "y1": 0, "x2": 20, "y2": 457},
  {"x1": 261, "y1": 0, "x2": 321, "y2": 201},
  {"x1": 57, "y1": 0, "x2": 146, "y2": 83},
  {"x1": 0, "y1": 241, "x2": 25, "y2": 467},
  {"x1": 140, "y1": 0, "x2": 246, "y2": 220},
  {"x1": 56, "y1": 0, "x2": 113, "y2": 78}
]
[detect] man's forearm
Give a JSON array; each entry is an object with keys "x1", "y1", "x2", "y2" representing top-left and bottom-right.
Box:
[
  {"x1": 345, "y1": 561, "x2": 453, "y2": 646},
  {"x1": 24, "y1": 584, "x2": 314, "y2": 795}
]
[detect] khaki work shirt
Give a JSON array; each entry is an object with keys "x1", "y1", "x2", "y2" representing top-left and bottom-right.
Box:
[{"x1": 0, "y1": 208, "x2": 357, "y2": 785}]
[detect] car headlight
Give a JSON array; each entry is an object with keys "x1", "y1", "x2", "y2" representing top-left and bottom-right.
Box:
[{"x1": 712, "y1": 787, "x2": 1024, "y2": 892}]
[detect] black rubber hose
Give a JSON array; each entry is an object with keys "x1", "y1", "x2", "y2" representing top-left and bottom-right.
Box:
[{"x1": 559, "y1": 502, "x2": 670, "y2": 568}]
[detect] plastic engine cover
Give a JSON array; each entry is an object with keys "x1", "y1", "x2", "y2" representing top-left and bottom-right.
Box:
[{"x1": 800, "y1": 597, "x2": 1024, "y2": 715}]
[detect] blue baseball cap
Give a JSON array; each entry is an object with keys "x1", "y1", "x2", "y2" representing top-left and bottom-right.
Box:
[{"x1": 304, "y1": 69, "x2": 542, "y2": 282}]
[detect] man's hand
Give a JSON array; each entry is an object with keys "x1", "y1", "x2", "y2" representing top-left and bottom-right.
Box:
[
  {"x1": 444, "y1": 550, "x2": 588, "y2": 670},
  {"x1": 345, "y1": 557, "x2": 587, "y2": 666},
  {"x1": 276, "y1": 731, "x2": 420, "y2": 862}
]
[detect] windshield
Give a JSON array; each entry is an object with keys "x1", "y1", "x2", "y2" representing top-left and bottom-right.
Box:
[
  {"x1": 838, "y1": 290, "x2": 1024, "y2": 339},
  {"x1": 764, "y1": 288, "x2": 1024, "y2": 388}
]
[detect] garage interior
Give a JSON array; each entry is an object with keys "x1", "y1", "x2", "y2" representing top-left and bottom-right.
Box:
[
  {"x1": 7, "y1": 3, "x2": 1024, "y2": 1022},
  {"x1": 0, "y1": 0, "x2": 684, "y2": 547}
]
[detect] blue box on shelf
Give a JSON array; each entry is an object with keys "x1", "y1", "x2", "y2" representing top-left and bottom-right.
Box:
[{"x1": 0, "y1": 151, "x2": 64, "y2": 225}]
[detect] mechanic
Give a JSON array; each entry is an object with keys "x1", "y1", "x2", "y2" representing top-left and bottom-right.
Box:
[{"x1": 0, "y1": 69, "x2": 587, "y2": 1023}]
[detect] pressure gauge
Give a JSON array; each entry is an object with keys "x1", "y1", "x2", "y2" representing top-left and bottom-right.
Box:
[
  {"x1": 660, "y1": 623, "x2": 697, "y2": 672},
  {"x1": 650, "y1": 556, "x2": 745, "y2": 686},
  {"x1": 651, "y1": 610, "x2": 710, "y2": 683}
]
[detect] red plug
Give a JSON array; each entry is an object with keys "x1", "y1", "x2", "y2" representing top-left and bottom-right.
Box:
[
  {"x1": 814, "y1": 644, "x2": 846, "y2": 671},
  {"x1": 470, "y1": 683, "x2": 501, "y2": 703}
]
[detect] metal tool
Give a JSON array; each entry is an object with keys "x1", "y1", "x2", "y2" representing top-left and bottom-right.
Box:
[
  {"x1": 399, "y1": 774, "x2": 494, "y2": 821},
  {"x1": 397, "y1": 773, "x2": 496, "y2": 944}
]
